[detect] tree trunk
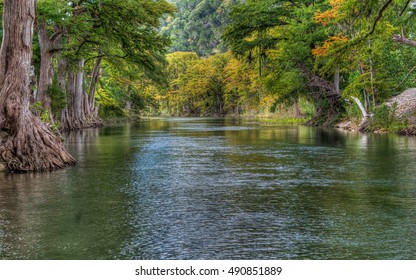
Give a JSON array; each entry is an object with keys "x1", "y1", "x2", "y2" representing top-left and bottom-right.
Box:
[
  {"x1": 368, "y1": 40, "x2": 377, "y2": 107},
  {"x1": 334, "y1": 64, "x2": 340, "y2": 97},
  {"x1": 61, "y1": 60, "x2": 85, "y2": 130},
  {"x1": 60, "y1": 59, "x2": 103, "y2": 130},
  {"x1": 37, "y1": 21, "x2": 54, "y2": 123},
  {"x1": 0, "y1": 0, "x2": 76, "y2": 172},
  {"x1": 89, "y1": 57, "x2": 102, "y2": 111},
  {"x1": 87, "y1": 57, "x2": 103, "y2": 124},
  {"x1": 351, "y1": 97, "x2": 371, "y2": 131},
  {"x1": 57, "y1": 33, "x2": 68, "y2": 93},
  {"x1": 125, "y1": 86, "x2": 132, "y2": 111},
  {"x1": 359, "y1": 65, "x2": 371, "y2": 112},
  {"x1": 37, "y1": 21, "x2": 63, "y2": 124}
]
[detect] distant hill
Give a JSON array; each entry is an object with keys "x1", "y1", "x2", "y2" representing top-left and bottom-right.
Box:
[{"x1": 163, "y1": 0, "x2": 240, "y2": 56}]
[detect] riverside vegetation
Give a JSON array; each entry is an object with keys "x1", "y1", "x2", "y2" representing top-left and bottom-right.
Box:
[{"x1": 1, "y1": 0, "x2": 416, "y2": 172}]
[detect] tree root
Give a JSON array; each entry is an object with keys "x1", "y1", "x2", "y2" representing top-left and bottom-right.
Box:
[{"x1": 0, "y1": 114, "x2": 76, "y2": 172}]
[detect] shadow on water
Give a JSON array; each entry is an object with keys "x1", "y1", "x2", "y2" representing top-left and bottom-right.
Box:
[{"x1": 1, "y1": 118, "x2": 416, "y2": 259}]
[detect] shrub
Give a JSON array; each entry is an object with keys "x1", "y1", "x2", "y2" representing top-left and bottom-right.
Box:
[{"x1": 369, "y1": 103, "x2": 407, "y2": 133}]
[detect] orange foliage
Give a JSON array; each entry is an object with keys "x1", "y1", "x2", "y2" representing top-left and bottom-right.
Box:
[
  {"x1": 312, "y1": 34, "x2": 348, "y2": 56},
  {"x1": 314, "y1": 0, "x2": 344, "y2": 26}
]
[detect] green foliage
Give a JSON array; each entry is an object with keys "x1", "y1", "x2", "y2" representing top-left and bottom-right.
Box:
[
  {"x1": 17, "y1": 0, "x2": 416, "y2": 128},
  {"x1": 312, "y1": 0, "x2": 416, "y2": 110},
  {"x1": 30, "y1": 101, "x2": 51, "y2": 123},
  {"x1": 163, "y1": 0, "x2": 239, "y2": 56},
  {"x1": 162, "y1": 52, "x2": 225, "y2": 115},
  {"x1": 37, "y1": 0, "x2": 70, "y2": 24},
  {"x1": 62, "y1": 0, "x2": 175, "y2": 70},
  {"x1": 369, "y1": 104, "x2": 407, "y2": 133},
  {"x1": 48, "y1": 74, "x2": 67, "y2": 118},
  {"x1": 223, "y1": 52, "x2": 262, "y2": 113},
  {"x1": 222, "y1": 0, "x2": 288, "y2": 77},
  {"x1": 299, "y1": 98, "x2": 316, "y2": 119},
  {"x1": 27, "y1": 0, "x2": 176, "y2": 122},
  {"x1": 97, "y1": 60, "x2": 164, "y2": 117},
  {"x1": 96, "y1": 88, "x2": 127, "y2": 118},
  {"x1": 345, "y1": 101, "x2": 363, "y2": 125}
]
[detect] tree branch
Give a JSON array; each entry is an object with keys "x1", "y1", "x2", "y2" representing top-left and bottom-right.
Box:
[
  {"x1": 392, "y1": 34, "x2": 416, "y2": 47},
  {"x1": 399, "y1": 0, "x2": 412, "y2": 16},
  {"x1": 351, "y1": 97, "x2": 370, "y2": 118},
  {"x1": 368, "y1": 0, "x2": 394, "y2": 36},
  {"x1": 394, "y1": 65, "x2": 416, "y2": 90},
  {"x1": 49, "y1": 29, "x2": 63, "y2": 43}
]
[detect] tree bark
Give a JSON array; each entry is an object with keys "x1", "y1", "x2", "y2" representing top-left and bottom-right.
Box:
[
  {"x1": 392, "y1": 34, "x2": 416, "y2": 47},
  {"x1": 87, "y1": 57, "x2": 103, "y2": 123},
  {"x1": 368, "y1": 40, "x2": 377, "y2": 107},
  {"x1": 61, "y1": 60, "x2": 85, "y2": 130},
  {"x1": 37, "y1": 21, "x2": 63, "y2": 124},
  {"x1": 334, "y1": 64, "x2": 340, "y2": 97},
  {"x1": 37, "y1": 21, "x2": 54, "y2": 123},
  {"x1": 359, "y1": 65, "x2": 371, "y2": 112},
  {"x1": 125, "y1": 86, "x2": 132, "y2": 111},
  {"x1": 351, "y1": 96, "x2": 371, "y2": 131},
  {"x1": 60, "y1": 59, "x2": 103, "y2": 130},
  {"x1": 0, "y1": 0, "x2": 76, "y2": 172}
]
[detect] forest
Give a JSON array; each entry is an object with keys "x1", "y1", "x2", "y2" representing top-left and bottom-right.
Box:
[
  {"x1": 160, "y1": 0, "x2": 416, "y2": 128},
  {"x1": 0, "y1": 0, "x2": 416, "y2": 172}
]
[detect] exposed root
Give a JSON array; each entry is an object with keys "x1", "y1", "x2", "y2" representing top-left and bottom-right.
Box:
[
  {"x1": 60, "y1": 113, "x2": 105, "y2": 131},
  {"x1": 0, "y1": 114, "x2": 76, "y2": 172}
]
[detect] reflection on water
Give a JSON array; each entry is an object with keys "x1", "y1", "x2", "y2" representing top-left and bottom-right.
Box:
[{"x1": 1, "y1": 118, "x2": 416, "y2": 259}]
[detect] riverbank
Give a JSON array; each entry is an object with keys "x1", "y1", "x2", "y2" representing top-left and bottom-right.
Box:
[{"x1": 336, "y1": 88, "x2": 416, "y2": 135}]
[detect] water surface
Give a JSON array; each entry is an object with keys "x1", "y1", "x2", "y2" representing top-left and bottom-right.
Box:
[{"x1": 1, "y1": 118, "x2": 416, "y2": 259}]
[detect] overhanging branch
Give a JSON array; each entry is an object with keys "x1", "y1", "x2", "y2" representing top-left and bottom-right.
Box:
[{"x1": 392, "y1": 34, "x2": 416, "y2": 47}]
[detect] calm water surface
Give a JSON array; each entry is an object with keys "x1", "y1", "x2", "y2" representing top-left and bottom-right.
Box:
[{"x1": 1, "y1": 118, "x2": 416, "y2": 259}]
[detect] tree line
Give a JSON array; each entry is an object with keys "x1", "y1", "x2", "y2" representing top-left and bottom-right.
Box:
[
  {"x1": 158, "y1": 0, "x2": 416, "y2": 127},
  {"x1": 1, "y1": 0, "x2": 416, "y2": 172},
  {"x1": 0, "y1": 0, "x2": 174, "y2": 172}
]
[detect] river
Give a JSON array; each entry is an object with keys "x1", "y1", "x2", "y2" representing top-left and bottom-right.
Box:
[{"x1": 1, "y1": 118, "x2": 415, "y2": 259}]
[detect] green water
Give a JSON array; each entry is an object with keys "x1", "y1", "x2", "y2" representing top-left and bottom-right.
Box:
[{"x1": 1, "y1": 118, "x2": 416, "y2": 259}]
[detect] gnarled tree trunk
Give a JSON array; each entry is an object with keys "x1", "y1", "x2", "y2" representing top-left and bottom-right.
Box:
[
  {"x1": 87, "y1": 57, "x2": 103, "y2": 125},
  {"x1": 61, "y1": 60, "x2": 86, "y2": 130},
  {"x1": 0, "y1": 0, "x2": 76, "y2": 172},
  {"x1": 37, "y1": 21, "x2": 54, "y2": 113},
  {"x1": 36, "y1": 21, "x2": 63, "y2": 125},
  {"x1": 60, "y1": 59, "x2": 103, "y2": 130}
]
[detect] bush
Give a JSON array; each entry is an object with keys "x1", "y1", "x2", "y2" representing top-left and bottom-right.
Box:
[
  {"x1": 345, "y1": 100, "x2": 363, "y2": 125},
  {"x1": 99, "y1": 103, "x2": 126, "y2": 118},
  {"x1": 369, "y1": 103, "x2": 407, "y2": 133},
  {"x1": 49, "y1": 74, "x2": 67, "y2": 116}
]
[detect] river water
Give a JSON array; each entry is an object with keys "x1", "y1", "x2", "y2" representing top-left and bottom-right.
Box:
[{"x1": 1, "y1": 118, "x2": 416, "y2": 259}]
